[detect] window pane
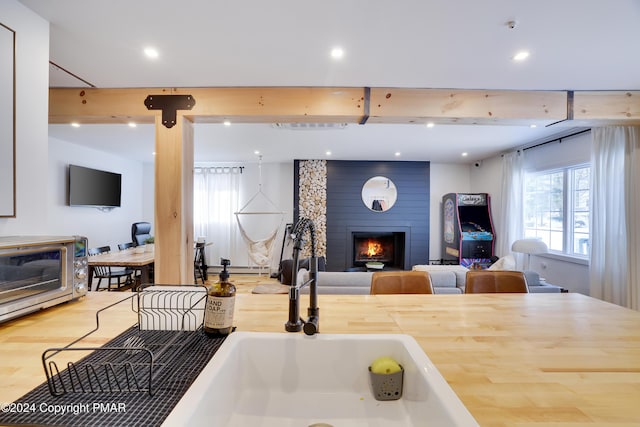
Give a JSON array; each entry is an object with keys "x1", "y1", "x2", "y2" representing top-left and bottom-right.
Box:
[
  {"x1": 524, "y1": 166, "x2": 590, "y2": 258},
  {"x1": 549, "y1": 230, "x2": 563, "y2": 252},
  {"x1": 524, "y1": 170, "x2": 564, "y2": 252},
  {"x1": 570, "y1": 166, "x2": 590, "y2": 256},
  {"x1": 550, "y1": 211, "x2": 563, "y2": 230},
  {"x1": 574, "y1": 232, "x2": 589, "y2": 256},
  {"x1": 573, "y1": 212, "x2": 589, "y2": 231},
  {"x1": 574, "y1": 167, "x2": 590, "y2": 190},
  {"x1": 550, "y1": 173, "x2": 563, "y2": 212},
  {"x1": 573, "y1": 166, "x2": 590, "y2": 212},
  {"x1": 574, "y1": 189, "x2": 589, "y2": 210}
]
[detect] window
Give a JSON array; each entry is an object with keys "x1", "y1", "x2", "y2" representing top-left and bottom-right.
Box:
[{"x1": 524, "y1": 164, "x2": 590, "y2": 257}]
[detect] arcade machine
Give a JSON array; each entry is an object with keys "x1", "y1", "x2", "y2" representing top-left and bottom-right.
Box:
[{"x1": 442, "y1": 193, "x2": 495, "y2": 268}]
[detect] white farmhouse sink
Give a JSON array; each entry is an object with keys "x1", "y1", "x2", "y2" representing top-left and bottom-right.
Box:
[{"x1": 163, "y1": 332, "x2": 478, "y2": 426}]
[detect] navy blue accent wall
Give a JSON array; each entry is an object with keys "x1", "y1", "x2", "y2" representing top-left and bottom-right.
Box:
[{"x1": 325, "y1": 161, "x2": 429, "y2": 271}]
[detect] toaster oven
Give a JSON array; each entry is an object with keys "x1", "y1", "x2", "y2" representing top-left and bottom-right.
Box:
[{"x1": 0, "y1": 236, "x2": 88, "y2": 323}]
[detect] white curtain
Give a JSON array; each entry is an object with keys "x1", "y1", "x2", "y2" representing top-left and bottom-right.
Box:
[
  {"x1": 590, "y1": 127, "x2": 640, "y2": 310},
  {"x1": 496, "y1": 150, "x2": 525, "y2": 259},
  {"x1": 193, "y1": 167, "x2": 242, "y2": 267},
  {"x1": 625, "y1": 128, "x2": 640, "y2": 310}
]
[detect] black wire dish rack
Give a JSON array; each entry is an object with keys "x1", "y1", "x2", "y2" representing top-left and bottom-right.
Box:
[{"x1": 41, "y1": 285, "x2": 208, "y2": 397}]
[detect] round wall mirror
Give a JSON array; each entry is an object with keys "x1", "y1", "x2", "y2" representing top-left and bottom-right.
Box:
[{"x1": 361, "y1": 176, "x2": 397, "y2": 212}]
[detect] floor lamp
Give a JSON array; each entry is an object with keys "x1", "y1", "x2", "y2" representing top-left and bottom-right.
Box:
[{"x1": 511, "y1": 238, "x2": 548, "y2": 271}]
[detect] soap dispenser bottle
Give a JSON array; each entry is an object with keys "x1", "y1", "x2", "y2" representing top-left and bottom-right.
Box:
[{"x1": 203, "y1": 258, "x2": 236, "y2": 336}]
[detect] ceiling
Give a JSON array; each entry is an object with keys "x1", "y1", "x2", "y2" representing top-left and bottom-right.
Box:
[{"x1": 21, "y1": 0, "x2": 640, "y2": 164}]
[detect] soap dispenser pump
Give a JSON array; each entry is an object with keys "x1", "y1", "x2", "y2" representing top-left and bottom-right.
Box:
[{"x1": 203, "y1": 258, "x2": 236, "y2": 336}]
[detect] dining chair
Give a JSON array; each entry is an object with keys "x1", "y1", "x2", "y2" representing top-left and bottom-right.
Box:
[
  {"x1": 117, "y1": 241, "x2": 143, "y2": 286},
  {"x1": 370, "y1": 271, "x2": 434, "y2": 295},
  {"x1": 118, "y1": 242, "x2": 133, "y2": 250},
  {"x1": 131, "y1": 222, "x2": 152, "y2": 246},
  {"x1": 464, "y1": 270, "x2": 529, "y2": 293},
  {"x1": 88, "y1": 246, "x2": 134, "y2": 291}
]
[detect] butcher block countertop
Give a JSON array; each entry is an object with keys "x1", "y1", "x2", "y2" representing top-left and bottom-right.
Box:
[{"x1": 1, "y1": 291, "x2": 640, "y2": 426}]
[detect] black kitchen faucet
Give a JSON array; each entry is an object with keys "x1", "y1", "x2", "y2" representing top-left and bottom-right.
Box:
[{"x1": 285, "y1": 217, "x2": 319, "y2": 335}]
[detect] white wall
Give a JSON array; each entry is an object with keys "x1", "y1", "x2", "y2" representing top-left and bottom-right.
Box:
[
  {"x1": 241, "y1": 161, "x2": 294, "y2": 269},
  {"x1": 48, "y1": 138, "x2": 147, "y2": 250},
  {"x1": 0, "y1": 0, "x2": 49, "y2": 235},
  {"x1": 523, "y1": 131, "x2": 591, "y2": 172},
  {"x1": 142, "y1": 162, "x2": 155, "y2": 231},
  {"x1": 529, "y1": 254, "x2": 589, "y2": 295},
  {"x1": 428, "y1": 163, "x2": 471, "y2": 260},
  {"x1": 469, "y1": 154, "x2": 504, "y2": 253}
]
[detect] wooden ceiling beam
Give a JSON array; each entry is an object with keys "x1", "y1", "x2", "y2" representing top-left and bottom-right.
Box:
[
  {"x1": 49, "y1": 87, "x2": 366, "y2": 124},
  {"x1": 49, "y1": 86, "x2": 640, "y2": 126},
  {"x1": 368, "y1": 88, "x2": 568, "y2": 126},
  {"x1": 49, "y1": 88, "x2": 157, "y2": 124},
  {"x1": 572, "y1": 91, "x2": 640, "y2": 126},
  {"x1": 174, "y1": 87, "x2": 365, "y2": 123}
]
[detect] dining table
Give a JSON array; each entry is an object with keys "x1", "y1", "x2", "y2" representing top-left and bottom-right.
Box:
[
  {"x1": 87, "y1": 248, "x2": 154, "y2": 290},
  {"x1": 0, "y1": 291, "x2": 639, "y2": 426}
]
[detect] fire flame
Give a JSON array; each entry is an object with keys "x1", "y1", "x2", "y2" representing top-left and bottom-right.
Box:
[{"x1": 366, "y1": 240, "x2": 383, "y2": 257}]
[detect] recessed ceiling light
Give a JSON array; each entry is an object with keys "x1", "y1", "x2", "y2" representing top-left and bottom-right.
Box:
[
  {"x1": 326, "y1": 151, "x2": 332, "y2": 156},
  {"x1": 254, "y1": 150, "x2": 260, "y2": 155},
  {"x1": 223, "y1": 120, "x2": 231, "y2": 126},
  {"x1": 395, "y1": 152, "x2": 401, "y2": 157},
  {"x1": 513, "y1": 51, "x2": 530, "y2": 61},
  {"x1": 144, "y1": 47, "x2": 159, "y2": 59},
  {"x1": 530, "y1": 124, "x2": 537, "y2": 128},
  {"x1": 330, "y1": 47, "x2": 344, "y2": 59},
  {"x1": 128, "y1": 122, "x2": 137, "y2": 128},
  {"x1": 426, "y1": 122, "x2": 435, "y2": 128},
  {"x1": 462, "y1": 152, "x2": 468, "y2": 157},
  {"x1": 71, "y1": 122, "x2": 80, "y2": 128}
]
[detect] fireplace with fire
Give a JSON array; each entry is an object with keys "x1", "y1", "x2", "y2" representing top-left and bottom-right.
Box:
[{"x1": 352, "y1": 232, "x2": 406, "y2": 269}]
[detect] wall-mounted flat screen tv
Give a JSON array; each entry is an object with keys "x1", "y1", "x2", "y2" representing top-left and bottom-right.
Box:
[{"x1": 68, "y1": 164, "x2": 122, "y2": 208}]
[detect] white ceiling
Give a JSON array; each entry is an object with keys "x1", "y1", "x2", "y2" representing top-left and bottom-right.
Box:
[{"x1": 21, "y1": 0, "x2": 640, "y2": 164}]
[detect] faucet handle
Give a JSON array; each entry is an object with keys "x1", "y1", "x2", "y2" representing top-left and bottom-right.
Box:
[{"x1": 303, "y1": 311, "x2": 319, "y2": 335}]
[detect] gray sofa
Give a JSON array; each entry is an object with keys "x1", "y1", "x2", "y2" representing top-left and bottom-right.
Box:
[
  {"x1": 523, "y1": 271, "x2": 565, "y2": 293},
  {"x1": 299, "y1": 267, "x2": 564, "y2": 295},
  {"x1": 298, "y1": 269, "x2": 473, "y2": 295},
  {"x1": 411, "y1": 264, "x2": 564, "y2": 293},
  {"x1": 298, "y1": 271, "x2": 373, "y2": 295}
]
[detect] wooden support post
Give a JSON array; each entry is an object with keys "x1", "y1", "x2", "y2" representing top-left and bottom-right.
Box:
[{"x1": 154, "y1": 114, "x2": 194, "y2": 284}]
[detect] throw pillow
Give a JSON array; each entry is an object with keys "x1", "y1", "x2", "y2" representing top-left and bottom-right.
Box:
[{"x1": 487, "y1": 255, "x2": 516, "y2": 270}]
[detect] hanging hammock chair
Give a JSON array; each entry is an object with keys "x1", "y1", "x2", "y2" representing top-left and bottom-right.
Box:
[{"x1": 234, "y1": 156, "x2": 285, "y2": 273}]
